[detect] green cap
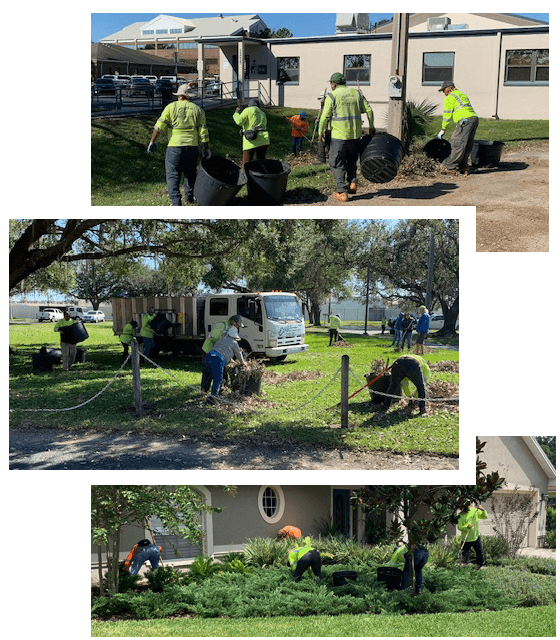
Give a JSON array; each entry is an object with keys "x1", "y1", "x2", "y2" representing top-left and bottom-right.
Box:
[{"x1": 329, "y1": 72, "x2": 346, "y2": 84}]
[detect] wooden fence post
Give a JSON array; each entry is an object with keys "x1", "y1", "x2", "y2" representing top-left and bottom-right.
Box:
[
  {"x1": 341, "y1": 355, "x2": 349, "y2": 428},
  {"x1": 131, "y1": 340, "x2": 144, "y2": 418}
]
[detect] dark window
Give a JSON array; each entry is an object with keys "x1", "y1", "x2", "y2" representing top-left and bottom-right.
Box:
[
  {"x1": 158, "y1": 43, "x2": 176, "y2": 50},
  {"x1": 505, "y1": 49, "x2": 549, "y2": 84},
  {"x1": 343, "y1": 54, "x2": 371, "y2": 85},
  {"x1": 277, "y1": 57, "x2": 299, "y2": 84},
  {"x1": 422, "y1": 52, "x2": 455, "y2": 85},
  {"x1": 209, "y1": 298, "x2": 229, "y2": 316},
  {"x1": 237, "y1": 297, "x2": 262, "y2": 325},
  {"x1": 262, "y1": 487, "x2": 278, "y2": 517}
]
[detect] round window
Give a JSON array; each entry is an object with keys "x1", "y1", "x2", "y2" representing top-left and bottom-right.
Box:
[{"x1": 257, "y1": 486, "x2": 285, "y2": 524}]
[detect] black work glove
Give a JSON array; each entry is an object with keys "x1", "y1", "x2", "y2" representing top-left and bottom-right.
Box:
[
  {"x1": 147, "y1": 142, "x2": 157, "y2": 154},
  {"x1": 202, "y1": 148, "x2": 211, "y2": 160}
]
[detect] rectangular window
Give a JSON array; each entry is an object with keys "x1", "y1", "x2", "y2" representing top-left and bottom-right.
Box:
[
  {"x1": 170, "y1": 28, "x2": 182, "y2": 34},
  {"x1": 137, "y1": 43, "x2": 155, "y2": 50},
  {"x1": 158, "y1": 43, "x2": 176, "y2": 50},
  {"x1": 179, "y1": 42, "x2": 198, "y2": 49},
  {"x1": 156, "y1": 29, "x2": 168, "y2": 34},
  {"x1": 422, "y1": 52, "x2": 455, "y2": 85},
  {"x1": 343, "y1": 54, "x2": 371, "y2": 85},
  {"x1": 505, "y1": 49, "x2": 549, "y2": 84},
  {"x1": 277, "y1": 57, "x2": 299, "y2": 84},
  {"x1": 142, "y1": 30, "x2": 154, "y2": 35}
]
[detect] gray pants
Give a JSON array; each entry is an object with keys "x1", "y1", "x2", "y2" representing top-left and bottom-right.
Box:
[
  {"x1": 165, "y1": 146, "x2": 199, "y2": 205},
  {"x1": 328, "y1": 138, "x2": 360, "y2": 192},
  {"x1": 443, "y1": 117, "x2": 479, "y2": 171}
]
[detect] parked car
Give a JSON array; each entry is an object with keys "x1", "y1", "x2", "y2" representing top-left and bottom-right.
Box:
[
  {"x1": 154, "y1": 78, "x2": 174, "y2": 94},
  {"x1": 93, "y1": 78, "x2": 117, "y2": 95},
  {"x1": 127, "y1": 77, "x2": 154, "y2": 97},
  {"x1": 36, "y1": 308, "x2": 64, "y2": 323},
  {"x1": 144, "y1": 75, "x2": 158, "y2": 84},
  {"x1": 83, "y1": 310, "x2": 105, "y2": 323},
  {"x1": 66, "y1": 306, "x2": 90, "y2": 320},
  {"x1": 204, "y1": 80, "x2": 221, "y2": 96},
  {"x1": 429, "y1": 314, "x2": 459, "y2": 330}
]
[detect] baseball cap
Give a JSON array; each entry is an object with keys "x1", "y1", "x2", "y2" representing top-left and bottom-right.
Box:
[
  {"x1": 173, "y1": 84, "x2": 198, "y2": 97},
  {"x1": 300, "y1": 111, "x2": 307, "y2": 118},
  {"x1": 229, "y1": 314, "x2": 245, "y2": 327},
  {"x1": 225, "y1": 326, "x2": 240, "y2": 339},
  {"x1": 329, "y1": 72, "x2": 346, "y2": 84},
  {"x1": 438, "y1": 80, "x2": 454, "y2": 92}
]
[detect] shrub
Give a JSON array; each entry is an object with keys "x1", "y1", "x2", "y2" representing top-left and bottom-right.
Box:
[
  {"x1": 426, "y1": 543, "x2": 456, "y2": 569},
  {"x1": 222, "y1": 557, "x2": 253, "y2": 575},
  {"x1": 217, "y1": 551, "x2": 245, "y2": 564},
  {"x1": 103, "y1": 562, "x2": 141, "y2": 593},
  {"x1": 546, "y1": 506, "x2": 555, "y2": 531},
  {"x1": 481, "y1": 567, "x2": 556, "y2": 607},
  {"x1": 145, "y1": 565, "x2": 187, "y2": 592},
  {"x1": 188, "y1": 554, "x2": 223, "y2": 581},
  {"x1": 544, "y1": 529, "x2": 555, "y2": 549},
  {"x1": 449, "y1": 534, "x2": 511, "y2": 564},
  {"x1": 243, "y1": 537, "x2": 290, "y2": 568}
]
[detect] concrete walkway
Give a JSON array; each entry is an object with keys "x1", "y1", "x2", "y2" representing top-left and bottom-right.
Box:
[{"x1": 518, "y1": 546, "x2": 555, "y2": 559}]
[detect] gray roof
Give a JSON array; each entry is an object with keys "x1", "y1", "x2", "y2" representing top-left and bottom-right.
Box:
[
  {"x1": 91, "y1": 43, "x2": 185, "y2": 66},
  {"x1": 375, "y1": 13, "x2": 548, "y2": 33},
  {"x1": 100, "y1": 14, "x2": 266, "y2": 42}
]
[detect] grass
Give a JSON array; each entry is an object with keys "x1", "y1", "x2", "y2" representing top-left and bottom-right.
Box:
[
  {"x1": 91, "y1": 108, "x2": 548, "y2": 205},
  {"x1": 91, "y1": 604, "x2": 555, "y2": 637},
  {"x1": 9, "y1": 322, "x2": 458, "y2": 455}
]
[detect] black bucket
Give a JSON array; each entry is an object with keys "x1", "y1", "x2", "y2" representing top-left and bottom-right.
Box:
[
  {"x1": 243, "y1": 375, "x2": 262, "y2": 396},
  {"x1": 74, "y1": 347, "x2": 87, "y2": 364},
  {"x1": 32, "y1": 353, "x2": 55, "y2": 373},
  {"x1": 60, "y1": 321, "x2": 89, "y2": 345},
  {"x1": 333, "y1": 571, "x2": 358, "y2": 587},
  {"x1": 39, "y1": 346, "x2": 62, "y2": 364},
  {"x1": 151, "y1": 312, "x2": 172, "y2": 335},
  {"x1": 245, "y1": 159, "x2": 291, "y2": 205},
  {"x1": 423, "y1": 138, "x2": 451, "y2": 162},
  {"x1": 360, "y1": 132, "x2": 405, "y2": 183},
  {"x1": 194, "y1": 155, "x2": 247, "y2": 206},
  {"x1": 377, "y1": 566, "x2": 403, "y2": 591},
  {"x1": 471, "y1": 140, "x2": 505, "y2": 168}
]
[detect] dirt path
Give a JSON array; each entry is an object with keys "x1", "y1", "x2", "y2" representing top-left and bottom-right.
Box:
[
  {"x1": 9, "y1": 427, "x2": 458, "y2": 470},
  {"x1": 292, "y1": 144, "x2": 548, "y2": 253}
]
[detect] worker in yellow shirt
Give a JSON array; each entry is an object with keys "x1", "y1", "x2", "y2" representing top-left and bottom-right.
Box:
[
  {"x1": 233, "y1": 99, "x2": 270, "y2": 165},
  {"x1": 148, "y1": 84, "x2": 210, "y2": 206},
  {"x1": 54, "y1": 311, "x2": 79, "y2": 371},
  {"x1": 457, "y1": 503, "x2": 488, "y2": 568},
  {"x1": 328, "y1": 313, "x2": 342, "y2": 345},
  {"x1": 437, "y1": 81, "x2": 479, "y2": 175},
  {"x1": 287, "y1": 544, "x2": 322, "y2": 583}
]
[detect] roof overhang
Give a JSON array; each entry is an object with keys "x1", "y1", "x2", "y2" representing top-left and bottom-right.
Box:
[{"x1": 522, "y1": 436, "x2": 556, "y2": 488}]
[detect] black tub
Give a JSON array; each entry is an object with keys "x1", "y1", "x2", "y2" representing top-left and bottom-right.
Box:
[
  {"x1": 423, "y1": 138, "x2": 451, "y2": 162},
  {"x1": 360, "y1": 133, "x2": 405, "y2": 183},
  {"x1": 151, "y1": 312, "x2": 172, "y2": 335},
  {"x1": 32, "y1": 353, "x2": 55, "y2": 373},
  {"x1": 333, "y1": 571, "x2": 358, "y2": 587},
  {"x1": 60, "y1": 321, "x2": 89, "y2": 345},
  {"x1": 377, "y1": 566, "x2": 403, "y2": 591},
  {"x1": 245, "y1": 159, "x2": 291, "y2": 205},
  {"x1": 471, "y1": 140, "x2": 505, "y2": 168},
  {"x1": 194, "y1": 155, "x2": 247, "y2": 206},
  {"x1": 74, "y1": 347, "x2": 87, "y2": 364},
  {"x1": 39, "y1": 346, "x2": 62, "y2": 364}
]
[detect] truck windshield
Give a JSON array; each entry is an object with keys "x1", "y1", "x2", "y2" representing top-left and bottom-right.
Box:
[{"x1": 262, "y1": 295, "x2": 302, "y2": 321}]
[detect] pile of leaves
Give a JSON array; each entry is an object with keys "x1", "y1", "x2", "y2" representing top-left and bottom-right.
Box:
[
  {"x1": 262, "y1": 370, "x2": 324, "y2": 385},
  {"x1": 393, "y1": 152, "x2": 443, "y2": 180},
  {"x1": 430, "y1": 360, "x2": 459, "y2": 373},
  {"x1": 330, "y1": 339, "x2": 352, "y2": 347},
  {"x1": 223, "y1": 360, "x2": 265, "y2": 394}
]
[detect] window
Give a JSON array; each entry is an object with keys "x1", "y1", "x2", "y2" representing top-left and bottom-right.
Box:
[
  {"x1": 505, "y1": 49, "x2": 549, "y2": 84},
  {"x1": 209, "y1": 298, "x2": 229, "y2": 316},
  {"x1": 159, "y1": 43, "x2": 176, "y2": 50},
  {"x1": 170, "y1": 28, "x2": 183, "y2": 34},
  {"x1": 422, "y1": 52, "x2": 455, "y2": 85},
  {"x1": 277, "y1": 57, "x2": 299, "y2": 84},
  {"x1": 257, "y1": 486, "x2": 285, "y2": 524},
  {"x1": 343, "y1": 54, "x2": 371, "y2": 85},
  {"x1": 156, "y1": 29, "x2": 169, "y2": 34},
  {"x1": 179, "y1": 42, "x2": 197, "y2": 49},
  {"x1": 137, "y1": 43, "x2": 155, "y2": 50},
  {"x1": 142, "y1": 30, "x2": 154, "y2": 35}
]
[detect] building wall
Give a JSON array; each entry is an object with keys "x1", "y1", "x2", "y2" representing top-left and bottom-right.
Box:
[{"x1": 408, "y1": 13, "x2": 541, "y2": 32}]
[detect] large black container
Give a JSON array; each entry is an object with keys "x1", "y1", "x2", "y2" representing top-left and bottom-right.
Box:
[
  {"x1": 74, "y1": 347, "x2": 87, "y2": 364},
  {"x1": 151, "y1": 312, "x2": 172, "y2": 335},
  {"x1": 377, "y1": 566, "x2": 403, "y2": 591},
  {"x1": 194, "y1": 155, "x2": 247, "y2": 206},
  {"x1": 471, "y1": 140, "x2": 505, "y2": 168},
  {"x1": 32, "y1": 353, "x2": 55, "y2": 373},
  {"x1": 360, "y1": 133, "x2": 405, "y2": 183},
  {"x1": 243, "y1": 375, "x2": 262, "y2": 396},
  {"x1": 245, "y1": 159, "x2": 291, "y2": 205},
  {"x1": 39, "y1": 346, "x2": 62, "y2": 364},
  {"x1": 423, "y1": 137, "x2": 451, "y2": 162},
  {"x1": 333, "y1": 571, "x2": 358, "y2": 587},
  {"x1": 60, "y1": 321, "x2": 89, "y2": 345}
]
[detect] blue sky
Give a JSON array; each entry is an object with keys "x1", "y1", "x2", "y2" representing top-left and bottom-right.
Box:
[{"x1": 91, "y1": 13, "x2": 549, "y2": 42}]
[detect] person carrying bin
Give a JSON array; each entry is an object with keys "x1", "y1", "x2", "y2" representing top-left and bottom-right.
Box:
[
  {"x1": 123, "y1": 539, "x2": 163, "y2": 576},
  {"x1": 54, "y1": 310, "x2": 79, "y2": 371}
]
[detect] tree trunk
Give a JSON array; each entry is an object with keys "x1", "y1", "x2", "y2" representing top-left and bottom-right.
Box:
[
  {"x1": 434, "y1": 296, "x2": 459, "y2": 336},
  {"x1": 408, "y1": 539, "x2": 416, "y2": 596},
  {"x1": 311, "y1": 301, "x2": 322, "y2": 326}
]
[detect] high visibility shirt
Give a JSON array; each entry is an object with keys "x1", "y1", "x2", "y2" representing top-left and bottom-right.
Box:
[
  {"x1": 458, "y1": 507, "x2": 488, "y2": 542},
  {"x1": 54, "y1": 317, "x2": 77, "y2": 342},
  {"x1": 233, "y1": 106, "x2": 270, "y2": 150},
  {"x1": 388, "y1": 545, "x2": 408, "y2": 567},
  {"x1": 123, "y1": 543, "x2": 163, "y2": 572},
  {"x1": 278, "y1": 525, "x2": 302, "y2": 539},
  {"x1": 329, "y1": 315, "x2": 341, "y2": 329},
  {"x1": 441, "y1": 90, "x2": 478, "y2": 130},
  {"x1": 416, "y1": 312, "x2": 430, "y2": 334},
  {"x1": 155, "y1": 100, "x2": 210, "y2": 147},
  {"x1": 401, "y1": 355, "x2": 430, "y2": 398},
  {"x1": 120, "y1": 323, "x2": 136, "y2": 345},
  {"x1": 285, "y1": 115, "x2": 309, "y2": 138},
  {"x1": 288, "y1": 546, "x2": 315, "y2": 569},
  {"x1": 202, "y1": 321, "x2": 227, "y2": 354},
  {"x1": 318, "y1": 85, "x2": 374, "y2": 141},
  {"x1": 140, "y1": 314, "x2": 155, "y2": 339}
]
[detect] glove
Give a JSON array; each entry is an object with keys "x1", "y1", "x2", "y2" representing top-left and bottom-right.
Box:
[
  {"x1": 437, "y1": 130, "x2": 445, "y2": 140},
  {"x1": 235, "y1": 106, "x2": 243, "y2": 114},
  {"x1": 147, "y1": 142, "x2": 157, "y2": 154},
  {"x1": 202, "y1": 148, "x2": 211, "y2": 160}
]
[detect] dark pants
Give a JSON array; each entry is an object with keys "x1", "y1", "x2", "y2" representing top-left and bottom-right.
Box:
[
  {"x1": 242, "y1": 145, "x2": 268, "y2": 165},
  {"x1": 463, "y1": 536, "x2": 484, "y2": 567},
  {"x1": 165, "y1": 145, "x2": 199, "y2": 205},
  {"x1": 443, "y1": 116, "x2": 479, "y2": 171},
  {"x1": 383, "y1": 357, "x2": 427, "y2": 414},
  {"x1": 202, "y1": 351, "x2": 226, "y2": 397},
  {"x1": 121, "y1": 342, "x2": 130, "y2": 362},
  {"x1": 291, "y1": 136, "x2": 303, "y2": 155},
  {"x1": 328, "y1": 138, "x2": 360, "y2": 192},
  {"x1": 329, "y1": 328, "x2": 339, "y2": 345},
  {"x1": 381, "y1": 324, "x2": 386, "y2": 335},
  {"x1": 293, "y1": 549, "x2": 322, "y2": 582},
  {"x1": 401, "y1": 546, "x2": 429, "y2": 592}
]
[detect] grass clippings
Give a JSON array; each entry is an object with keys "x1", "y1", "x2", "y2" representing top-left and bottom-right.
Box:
[
  {"x1": 430, "y1": 360, "x2": 460, "y2": 373},
  {"x1": 263, "y1": 370, "x2": 324, "y2": 385}
]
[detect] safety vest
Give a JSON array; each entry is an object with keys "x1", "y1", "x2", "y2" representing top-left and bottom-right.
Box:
[
  {"x1": 442, "y1": 90, "x2": 478, "y2": 130},
  {"x1": 140, "y1": 314, "x2": 155, "y2": 339},
  {"x1": 457, "y1": 507, "x2": 488, "y2": 542},
  {"x1": 329, "y1": 315, "x2": 341, "y2": 329},
  {"x1": 120, "y1": 322, "x2": 136, "y2": 345},
  {"x1": 318, "y1": 85, "x2": 374, "y2": 140},
  {"x1": 156, "y1": 100, "x2": 210, "y2": 146},
  {"x1": 286, "y1": 115, "x2": 309, "y2": 137},
  {"x1": 202, "y1": 321, "x2": 227, "y2": 353},
  {"x1": 388, "y1": 545, "x2": 408, "y2": 567},
  {"x1": 288, "y1": 546, "x2": 315, "y2": 569},
  {"x1": 233, "y1": 106, "x2": 270, "y2": 150},
  {"x1": 278, "y1": 525, "x2": 302, "y2": 539}
]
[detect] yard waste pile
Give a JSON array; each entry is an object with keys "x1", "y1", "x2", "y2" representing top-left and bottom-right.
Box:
[
  {"x1": 244, "y1": 159, "x2": 291, "y2": 205},
  {"x1": 359, "y1": 132, "x2": 405, "y2": 183},
  {"x1": 193, "y1": 155, "x2": 247, "y2": 206},
  {"x1": 225, "y1": 360, "x2": 265, "y2": 395}
]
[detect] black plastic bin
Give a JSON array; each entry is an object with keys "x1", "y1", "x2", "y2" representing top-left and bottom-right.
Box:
[
  {"x1": 243, "y1": 375, "x2": 262, "y2": 396},
  {"x1": 194, "y1": 155, "x2": 247, "y2": 206},
  {"x1": 39, "y1": 346, "x2": 62, "y2": 364},
  {"x1": 151, "y1": 312, "x2": 172, "y2": 335},
  {"x1": 423, "y1": 137, "x2": 451, "y2": 163},
  {"x1": 245, "y1": 159, "x2": 291, "y2": 205},
  {"x1": 74, "y1": 347, "x2": 87, "y2": 364},
  {"x1": 377, "y1": 566, "x2": 403, "y2": 591},
  {"x1": 360, "y1": 133, "x2": 405, "y2": 183},
  {"x1": 60, "y1": 321, "x2": 89, "y2": 345},
  {"x1": 470, "y1": 140, "x2": 505, "y2": 168},
  {"x1": 32, "y1": 353, "x2": 55, "y2": 373},
  {"x1": 333, "y1": 571, "x2": 358, "y2": 587}
]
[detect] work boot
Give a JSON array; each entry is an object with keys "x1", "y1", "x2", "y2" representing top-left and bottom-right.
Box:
[
  {"x1": 348, "y1": 182, "x2": 357, "y2": 194},
  {"x1": 332, "y1": 191, "x2": 349, "y2": 202}
]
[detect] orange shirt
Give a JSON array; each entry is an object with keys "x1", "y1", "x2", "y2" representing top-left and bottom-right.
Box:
[
  {"x1": 278, "y1": 525, "x2": 302, "y2": 539},
  {"x1": 286, "y1": 115, "x2": 309, "y2": 138},
  {"x1": 123, "y1": 543, "x2": 163, "y2": 571}
]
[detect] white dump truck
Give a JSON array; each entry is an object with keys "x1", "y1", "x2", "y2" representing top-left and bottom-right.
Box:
[{"x1": 112, "y1": 292, "x2": 309, "y2": 361}]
